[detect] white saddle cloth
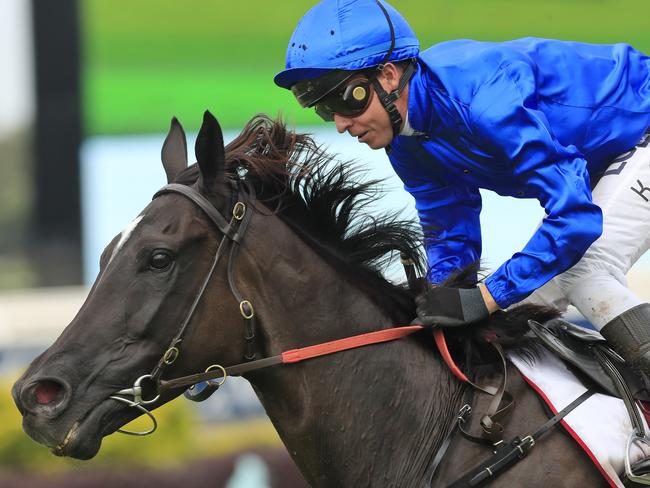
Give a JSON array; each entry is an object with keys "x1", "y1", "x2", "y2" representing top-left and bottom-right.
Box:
[{"x1": 509, "y1": 348, "x2": 650, "y2": 488}]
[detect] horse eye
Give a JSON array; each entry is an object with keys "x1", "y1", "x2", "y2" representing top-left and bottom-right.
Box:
[{"x1": 149, "y1": 250, "x2": 173, "y2": 271}]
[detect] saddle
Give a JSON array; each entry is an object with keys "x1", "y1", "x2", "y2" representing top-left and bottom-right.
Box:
[
  {"x1": 528, "y1": 318, "x2": 650, "y2": 402},
  {"x1": 529, "y1": 318, "x2": 650, "y2": 487}
]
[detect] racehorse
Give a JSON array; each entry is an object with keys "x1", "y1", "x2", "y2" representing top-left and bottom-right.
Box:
[{"x1": 12, "y1": 112, "x2": 605, "y2": 487}]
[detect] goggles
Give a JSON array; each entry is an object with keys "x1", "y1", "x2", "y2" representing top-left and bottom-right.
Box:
[
  {"x1": 313, "y1": 77, "x2": 374, "y2": 121},
  {"x1": 291, "y1": 71, "x2": 375, "y2": 121}
]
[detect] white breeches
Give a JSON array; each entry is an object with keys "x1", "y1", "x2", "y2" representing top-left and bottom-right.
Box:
[{"x1": 524, "y1": 132, "x2": 650, "y2": 330}]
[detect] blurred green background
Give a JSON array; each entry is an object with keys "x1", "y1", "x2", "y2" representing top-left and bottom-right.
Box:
[{"x1": 82, "y1": 0, "x2": 650, "y2": 135}]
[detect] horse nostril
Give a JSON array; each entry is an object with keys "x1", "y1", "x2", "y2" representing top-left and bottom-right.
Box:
[
  {"x1": 19, "y1": 378, "x2": 71, "y2": 418},
  {"x1": 34, "y1": 380, "x2": 64, "y2": 405}
]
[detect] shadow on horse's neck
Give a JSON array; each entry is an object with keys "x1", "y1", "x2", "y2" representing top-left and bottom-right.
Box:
[{"x1": 239, "y1": 212, "x2": 464, "y2": 487}]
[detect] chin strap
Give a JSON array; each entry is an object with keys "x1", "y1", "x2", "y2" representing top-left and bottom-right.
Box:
[{"x1": 372, "y1": 60, "x2": 416, "y2": 137}]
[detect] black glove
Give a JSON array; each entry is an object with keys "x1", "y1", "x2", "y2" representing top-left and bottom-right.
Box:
[{"x1": 414, "y1": 286, "x2": 489, "y2": 327}]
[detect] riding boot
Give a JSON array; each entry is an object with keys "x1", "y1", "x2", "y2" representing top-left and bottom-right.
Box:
[{"x1": 600, "y1": 303, "x2": 650, "y2": 383}]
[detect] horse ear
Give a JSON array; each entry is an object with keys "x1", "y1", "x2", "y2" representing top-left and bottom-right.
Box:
[
  {"x1": 195, "y1": 110, "x2": 225, "y2": 190},
  {"x1": 161, "y1": 117, "x2": 188, "y2": 183}
]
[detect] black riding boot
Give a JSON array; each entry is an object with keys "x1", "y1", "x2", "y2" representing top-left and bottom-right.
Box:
[{"x1": 601, "y1": 303, "x2": 650, "y2": 381}]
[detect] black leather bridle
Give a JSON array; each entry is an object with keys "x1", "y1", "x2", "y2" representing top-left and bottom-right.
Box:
[
  {"x1": 150, "y1": 182, "x2": 258, "y2": 376},
  {"x1": 110, "y1": 180, "x2": 258, "y2": 434}
]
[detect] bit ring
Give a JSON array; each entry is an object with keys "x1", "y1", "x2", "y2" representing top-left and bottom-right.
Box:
[{"x1": 205, "y1": 364, "x2": 227, "y2": 387}]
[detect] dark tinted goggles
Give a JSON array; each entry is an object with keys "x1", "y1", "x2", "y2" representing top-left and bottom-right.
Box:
[{"x1": 313, "y1": 78, "x2": 374, "y2": 122}]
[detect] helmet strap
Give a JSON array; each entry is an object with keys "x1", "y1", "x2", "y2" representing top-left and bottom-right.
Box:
[
  {"x1": 374, "y1": 0, "x2": 395, "y2": 71},
  {"x1": 372, "y1": 60, "x2": 416, "y2": 137}
]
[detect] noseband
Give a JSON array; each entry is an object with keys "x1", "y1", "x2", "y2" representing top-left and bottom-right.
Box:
[{"x1": 110, "y1": 180, "x2": 257, "y2": 435}]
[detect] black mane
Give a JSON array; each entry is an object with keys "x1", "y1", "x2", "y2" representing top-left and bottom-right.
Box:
[{"x1": 177, "y1": 115, "x2": 425, "y2": 320}]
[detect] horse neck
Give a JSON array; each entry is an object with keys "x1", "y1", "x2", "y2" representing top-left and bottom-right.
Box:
[{"x1": 239, "y1": 215, "x2": 465, "y2": 486}]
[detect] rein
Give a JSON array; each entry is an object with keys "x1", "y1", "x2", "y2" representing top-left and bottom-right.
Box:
[{"x1": 159, "y1": 324, "x2": 425, "y2": 392}]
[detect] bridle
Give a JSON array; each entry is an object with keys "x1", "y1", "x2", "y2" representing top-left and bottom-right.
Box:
[
  {"x1": 108, "y1": 178, "x2": 426, "y2": 436},
  {"x1": 109, "y1": 179, "x2": 258, "y2": 435}
]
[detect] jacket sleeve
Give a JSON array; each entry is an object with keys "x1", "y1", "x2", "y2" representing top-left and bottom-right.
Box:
[
  {"x1": 470, "y1": 61, "x2": 603, "y2": 308},
  {"x1": 388, "y1": 149, "x2": 483, "y2": 284}
]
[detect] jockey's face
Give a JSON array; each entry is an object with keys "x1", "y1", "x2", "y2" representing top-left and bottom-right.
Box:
[{"x1": 333, "y1": 63, "x2": 408, "y2": 150}]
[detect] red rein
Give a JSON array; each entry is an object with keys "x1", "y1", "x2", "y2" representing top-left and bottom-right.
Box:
[{"x1": 280, "y1": 325, "x2": 469, "y2": 384}]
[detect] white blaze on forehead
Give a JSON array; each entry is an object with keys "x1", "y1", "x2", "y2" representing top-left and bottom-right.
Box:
[{"x1": 109, "y1": 214, "x2": 145, "y2": 264}]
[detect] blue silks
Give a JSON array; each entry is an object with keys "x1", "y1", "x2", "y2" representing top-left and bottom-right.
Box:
[
  {"x1": 388, "y1": 38, "x2": 650, "y2": 308},
  {"x1": 274, "y1": 0, "x2": 419, "y2": 88}
]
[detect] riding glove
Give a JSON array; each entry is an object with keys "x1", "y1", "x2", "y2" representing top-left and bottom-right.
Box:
[{"x1": 415, "y1": 286, "x2": 489, "y2": 327}]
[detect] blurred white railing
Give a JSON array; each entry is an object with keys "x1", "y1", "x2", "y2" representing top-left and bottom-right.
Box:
[{"x1": 0, "y1": 286, "x2": 87, "y2": 348}]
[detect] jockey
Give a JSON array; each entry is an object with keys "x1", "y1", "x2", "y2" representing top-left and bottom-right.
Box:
[{"x1": 274, "y1": 0, "x2": 650, "y2": 380}]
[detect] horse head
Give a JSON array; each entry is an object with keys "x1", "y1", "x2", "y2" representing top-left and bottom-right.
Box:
[{"x1": 12, "y1": 111, "x2": 257, "y2": 459}]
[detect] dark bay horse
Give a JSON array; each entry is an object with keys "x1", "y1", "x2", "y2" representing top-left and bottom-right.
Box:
[{"x1": 12, "y1": 112, "x2": 605, "y2": 487}]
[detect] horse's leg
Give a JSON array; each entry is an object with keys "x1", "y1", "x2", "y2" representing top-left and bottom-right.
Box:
[{"x1": 433, "y1": 363, "x2": 608, "y2": 487}]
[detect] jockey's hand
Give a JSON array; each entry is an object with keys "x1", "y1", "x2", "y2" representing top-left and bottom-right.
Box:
[{"x1": 414, "y1": 286, "x2": 490, "y2": 327}]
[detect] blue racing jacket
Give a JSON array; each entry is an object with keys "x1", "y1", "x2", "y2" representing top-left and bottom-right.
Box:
[{"x1": 388, "y1": 37, "x2": 650, "y2": 308}]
